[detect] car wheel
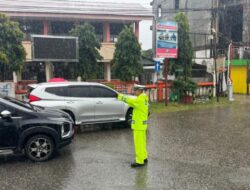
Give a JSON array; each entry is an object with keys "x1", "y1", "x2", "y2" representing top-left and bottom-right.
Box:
[
  {"x1": 25, "y1": 135, "x2": 54, "y2": 162},
  {"x1": 125, "y1": 109, "x2": 133, "y2": 127}
]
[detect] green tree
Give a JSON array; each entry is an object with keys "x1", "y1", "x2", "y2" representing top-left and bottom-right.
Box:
[
  {"x1": 112, "y1": 26, "x2": 143, "y2": 81},
  {"x1": 70, "y1": 23, "x2": 102, "y2": 80},
  {"x1": 142, "y1": 49, "x2": 153, "y2": 59},
  {"x1": 0, "y1": 13, "x2": 26, "y2": 81},
  {"x1": 168, "y1": 12, "x2": 193, "y2": 78}
]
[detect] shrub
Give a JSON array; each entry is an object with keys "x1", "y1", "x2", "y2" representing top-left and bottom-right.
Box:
[{"x1": 170, "y1": 77, "x2": 197, "y2": 98}]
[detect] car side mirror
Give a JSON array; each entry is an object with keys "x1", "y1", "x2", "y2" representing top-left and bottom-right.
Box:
[{"x1": 1, "y1": 110, "x2": 12, "y2": 119}]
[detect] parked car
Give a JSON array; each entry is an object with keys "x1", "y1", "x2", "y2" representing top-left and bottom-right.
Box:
[
  {"x1": 0, "y1": 96, "x2": 74, "y2": 162},
  {"x1": 27, "y1": 82, "x2": 133, "y2": 126}
]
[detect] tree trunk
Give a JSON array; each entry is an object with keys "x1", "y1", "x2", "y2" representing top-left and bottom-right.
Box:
[{"x1": 0, "y1": 64, "x2": 4, "y2": 82}]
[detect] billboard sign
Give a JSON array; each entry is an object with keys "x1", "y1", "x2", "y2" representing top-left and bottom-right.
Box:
[
  {"x1": 156, "y1": 21, "x2": 178, "y2": 59},
  {"x1": 31, "y1": 35, "x2": 79, "y2": 62}
]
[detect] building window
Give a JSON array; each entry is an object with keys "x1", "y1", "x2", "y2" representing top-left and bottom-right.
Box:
[
  {"x1": 158, "y1": 5, "x2": 162, "y2": 18},
  {"x1": 51, "y1": 21, "x2": 74, "y2": 36},
  {"x1": 91, "y1": 22, "x2": 104, "y2": 42},
  {"x1": 175, "y1": 0, "x2": 180, "y2": 9},
  {"x1": 110, "y1": 23, "x2": 126, "y2": 42},
  {"x1": 18, "y1": 20, "x2": 43, "y2": 40}
]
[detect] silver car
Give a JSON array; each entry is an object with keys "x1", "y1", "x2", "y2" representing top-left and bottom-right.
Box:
[{"x1": 27, "y1": 82, "x2": 133, "y2": 126}]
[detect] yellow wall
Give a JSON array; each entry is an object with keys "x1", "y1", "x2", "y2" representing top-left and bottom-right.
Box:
[
  {"x1": 22, "y1": 41, "x2": 32, "y2": 61},
  {"x1": 98, "y1": 43, "x2": 115, "y2": 62},
  {"x1": 231, "y1": 66, "x2": 249, "y2": 94}
]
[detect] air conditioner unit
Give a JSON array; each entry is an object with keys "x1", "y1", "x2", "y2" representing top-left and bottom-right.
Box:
[
  {"x1": 243, "y1": 47, "x2": 250, "y2": 59},
  {"x1": 244, "y1": 46, "x2": 250, "y2": 51}
]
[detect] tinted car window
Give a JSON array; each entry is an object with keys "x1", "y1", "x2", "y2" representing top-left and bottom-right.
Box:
[
  {"x1": 1, "y1": 97, "x2": 31, "y2": 116},
  {"x1": 3, "y1": 97, "x2": 33, "y2": 111},
  {"x1": 45, "y1": 86, "x2": 68, "y2": 96},
  {"x1": 69, "y1": 86, "x2": 91, "y2": 97},
  {"x1": 0, "y1": 103, "x2": 6, "y2": 112},
  {"x1": 91, "y1": 86, "x2": 117, "y2": 98}
]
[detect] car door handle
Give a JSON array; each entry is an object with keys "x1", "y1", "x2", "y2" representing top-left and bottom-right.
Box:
[
  {"x1": 66, "y1": 101, "x2": 74, "y2": 104},
  {"x1": 96, "y1": 101, "x2": 103, "y2": 104}
]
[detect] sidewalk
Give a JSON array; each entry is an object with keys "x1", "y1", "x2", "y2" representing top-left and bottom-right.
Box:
[
  {"x1": 150, "y1": 95, "x2": 250, "y2": 114},
  {"x1": 233, "y1": 94, "x2": 250, "y2": 104}
]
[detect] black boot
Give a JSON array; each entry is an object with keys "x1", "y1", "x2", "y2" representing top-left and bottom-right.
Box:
[{"x1": 130, "y1": 162, "x2": 145, "y2": 168}]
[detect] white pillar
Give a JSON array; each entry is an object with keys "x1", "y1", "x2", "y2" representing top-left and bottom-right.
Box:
[
  {"x1": 77, "y1": 76, "x2": 82, "y2": 82},
  {"x1": 13, "y1": 71, "x2": 21, "y2": 83},
  {"x1": 104, "y1": 62, "x2": 111, "y2": 81},
  {"x1": 45, "y1": 62, "x2": 53, "y2": 81},
  {"x1": 153, "y1": 72, "x2": 157, "y2": 83},
  {"x1": 213, "y1": 72, "x2": 216, "y2": 97}
]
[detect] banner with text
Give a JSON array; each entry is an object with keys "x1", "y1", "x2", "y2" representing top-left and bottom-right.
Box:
[{"x1": 156, "y1": 21, "x2": 178, "y2": 59}]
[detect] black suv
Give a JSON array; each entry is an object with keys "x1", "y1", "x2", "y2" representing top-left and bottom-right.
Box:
[{"x1": 0, "y1": 96, "x2": 74, "y2": 162}]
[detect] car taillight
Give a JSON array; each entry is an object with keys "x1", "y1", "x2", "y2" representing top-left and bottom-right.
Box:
[{"x1": 29, "y1": 95, "x2": 41, "y2": 102}]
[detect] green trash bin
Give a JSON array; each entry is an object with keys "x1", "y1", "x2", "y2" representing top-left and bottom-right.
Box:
[{"x1": 170, "y1": 90, "x2": 180, "y2": 102}]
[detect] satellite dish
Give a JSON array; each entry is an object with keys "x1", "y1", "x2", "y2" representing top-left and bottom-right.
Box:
[{"x1": 201, "y1": 60, "x2": 206, "y2": 65}]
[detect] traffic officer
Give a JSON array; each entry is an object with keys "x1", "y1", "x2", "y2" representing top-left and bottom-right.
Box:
[{"x1": 117, "y1": 84, "x2": 149, "y2": 168}]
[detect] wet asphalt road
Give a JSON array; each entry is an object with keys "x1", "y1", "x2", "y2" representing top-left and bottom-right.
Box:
[{"x1": 1, "y1": 98, "x2": 250, "y2": 190}]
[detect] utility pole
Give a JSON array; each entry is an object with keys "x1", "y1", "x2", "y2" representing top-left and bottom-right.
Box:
[
  {"x1": 165, "y1": 59, "x2": 168, "y2": 106},
  {"x1": 211, "y1": 0, "x2": 219, "y2": 102},
  {"x1": 246, "y1": 51, "x2": 250, "y2": 96},
  {"x1": 213, "y1": 34, "x2": 219, "y2": 102},
  {"x1": 247, "y1": 60, "x2": 249, "y2": 95}
]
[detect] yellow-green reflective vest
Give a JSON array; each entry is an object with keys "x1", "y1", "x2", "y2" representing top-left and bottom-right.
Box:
[{"x1": 118, "y1": 93, "x2": 149, "y2": 130}]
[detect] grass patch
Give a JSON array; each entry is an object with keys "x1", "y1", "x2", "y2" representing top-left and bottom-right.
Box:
[{"x1": 150, "y1": 97, "x2": 237, "y2": 114}]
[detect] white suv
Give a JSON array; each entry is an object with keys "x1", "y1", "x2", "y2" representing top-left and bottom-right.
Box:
[{"x1": 28, "y1": 82, "x2": 133, "y2": 126}]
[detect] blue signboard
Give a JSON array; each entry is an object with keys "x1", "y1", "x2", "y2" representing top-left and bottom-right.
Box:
[{"x1": 155, "y1": 61, "x2": 161, "y2": 73}]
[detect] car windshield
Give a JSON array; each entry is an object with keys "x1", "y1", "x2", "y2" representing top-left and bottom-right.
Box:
[{"x1": 3, "y1": 96, "x2": 34, "y2": 111}]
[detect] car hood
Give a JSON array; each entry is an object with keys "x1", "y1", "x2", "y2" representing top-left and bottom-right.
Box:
[{"x1": 34, "y1": 107, "x2": 72, "y2": 121}]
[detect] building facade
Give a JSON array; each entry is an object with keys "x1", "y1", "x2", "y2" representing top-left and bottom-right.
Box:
[
  {"x1": 151, "y1": 0, "x2": 215, "y2": 60},
  {"x1": 219, "y1": 0, "x2": 250, "y2": 46},
  {"x1": 151, "y1": 0, "x2": 250, "y2": 58},
  {"x1": 0, "y1": 0, "x2": 152, "y2": 82},
  {"x1": 151, "y1": 0, "x2": 250, "y2": 94}
]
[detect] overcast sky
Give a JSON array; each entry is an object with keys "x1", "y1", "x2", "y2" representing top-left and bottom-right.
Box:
[
  {"x1": 134, "y1": 0, "x2": 152, "y2": 50},
  {"x1": 92, "y1": 0, "x2": 153, "y2": 50},
  {"x1": 138, "y1": 0, "x2": 153, "y2": 50}
]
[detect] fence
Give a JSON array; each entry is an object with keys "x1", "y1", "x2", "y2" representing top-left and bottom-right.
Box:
[
  {"x1": 142, "y1": 82, "x2": 214, "y2": 103},
  {"x1": 12, "y1": 79, "x2": 214, "y2": 103},
  {"x1": 15, "y1": 80, "x2": 37, "y2": 100},
  {"x1": 103, "y1": 81, "x2": 214, "y2": 103}
]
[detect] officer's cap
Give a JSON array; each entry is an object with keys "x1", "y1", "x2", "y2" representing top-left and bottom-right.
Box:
[{"x1": 134, "y1": 84, "x2": 145, "y2": 91}]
